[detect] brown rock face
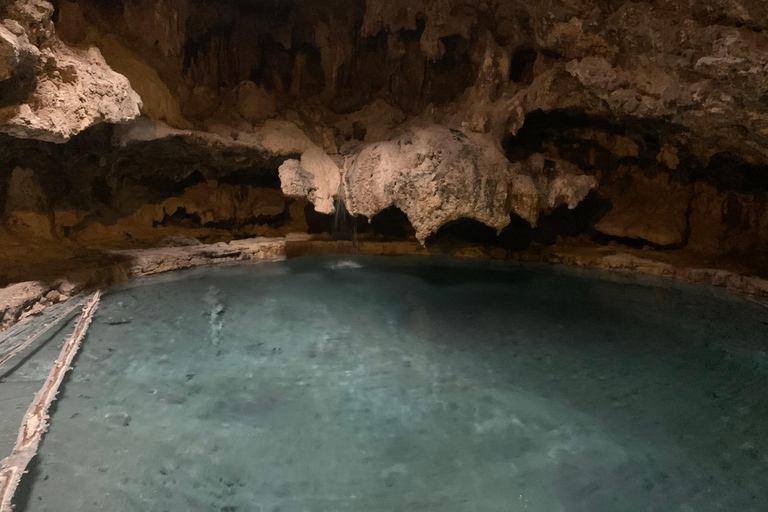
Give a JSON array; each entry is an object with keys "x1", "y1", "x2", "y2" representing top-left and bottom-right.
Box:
[
  {"x1": 596, "y1": 168, "x2": 692, "y2": 247},
  {"x1": 0, "y1": 0, "x2": 766, "y2": 275},
  {"x1": 235, "y1": 81, "x2": 277, "y2": 124},
  {"x1": 688, "y1": 183, "x2": 768, "y2": 264}
]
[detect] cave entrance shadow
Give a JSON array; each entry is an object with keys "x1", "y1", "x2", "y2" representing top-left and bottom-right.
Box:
[{"x1": 282, "y1": 252, "x2": 543, "y2": 288}]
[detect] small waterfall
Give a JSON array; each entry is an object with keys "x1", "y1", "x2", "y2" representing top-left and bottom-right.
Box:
[{"x1": 333, "y1": 181, "x2": 358, "y2": 249}]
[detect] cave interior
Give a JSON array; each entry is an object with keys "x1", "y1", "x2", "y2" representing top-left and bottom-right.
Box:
[{"x1": 0, "y1": 0, "x2": 767, "y2": 510}]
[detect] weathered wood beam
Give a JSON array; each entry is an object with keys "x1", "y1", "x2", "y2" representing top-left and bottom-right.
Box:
[{"x1": 0, "y1": 291, "x2": 101, "y2": 512}]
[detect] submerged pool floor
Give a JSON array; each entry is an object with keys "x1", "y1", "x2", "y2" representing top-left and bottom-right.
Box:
[{"x1": 9, "y1": 256, "x2": 768, "y2": 511}]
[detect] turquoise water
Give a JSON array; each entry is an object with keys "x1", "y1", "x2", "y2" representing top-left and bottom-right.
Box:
[{"x1": 11, "y1": 256, "x2": 768, "y2": 511}]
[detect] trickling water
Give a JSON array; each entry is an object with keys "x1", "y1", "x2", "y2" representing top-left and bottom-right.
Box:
[
  {"x1": 5, "y1": 256, "x2": 768, "y2": 512},
  {"x1": 333, "y1": 181, "x2": 358, "y2": 247}
]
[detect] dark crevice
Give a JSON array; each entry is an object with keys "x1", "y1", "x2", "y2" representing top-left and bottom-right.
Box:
[
  {"x1": 590, "y1": 232, "x2": 686, "y2": 251},
  {"x1": 183, "y1": 25, "x2": 234, "y2": 72},
  {"x1": 303, "y1": 204, "x2": 418, "y2": 240},
  {"x1": 152, "y1": 207, "x2": 202, "y2": 229},
  {"x1": 0, "y1": 59, "x2": 38, "y2": 108},
  {"x1": 368, "y1": 206, "x2": 417, "y2": 239},
  {"x1": 509, "y1": 47, "x2": 537, "y2": 84},
  {"x1": 506, "y1": 109, "x2": 768, "y2": 197},
  {"x1": 152, "y1": 205, "x2": 290, "y2": 232},
  {"x1": 217, "y1": 168, "x2": 281, "y2": 189},
  {"x1": 427, "y1": 218, "x2": 499, "y2": 246},
  {"x1": 427, "y1": 35, "x2": 474, "y2": 105},
  {"x1": 134, "y1": 170, "x2": 207, "y2": 198},
  {"x1": 424, "y1": 191, "x2": 613, "y2": 250},
  {"x1": 397, "y1": 17, "x2": 427, "y2": 44},
  {"x1": 304, "y1": 203, "x2": 334, "y2": 234},
  {"x1": 695, "y1": 154, "x2": 768, "y2": 194},
  {"x1": 505, "y1": 109, "x2": 628, "y2": 162},
  {"x1": 534, "y1": 191, "x2": 613, "y2": 246},
  {"x1": 91, "y1": 177, "x2": 113, "y2": 206},
  {"x1": 250, "y1": 36, "x2": 293, "y2": 93}
]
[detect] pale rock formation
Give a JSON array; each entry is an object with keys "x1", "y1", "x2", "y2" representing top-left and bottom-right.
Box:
[
  {"x1": 0, "y1": 0, "x2": 142, "y2": 142},
  {"x1": 1, "y1": 0, "x2": 767, "y2": 276},
  {"x1": 0, "y1": 43, "x2": 142, "y2": 142},
  {"x1": 92, "y1": 35, "x2": 188, "y2": 129},
  {"x1": 278, "y1": 147, "x2": 341, "y2": 215},
  {"x1": 553, "y1": 3, "x2": 768, "y2": 165},
  {"x1": 342, "y1": 125, "x2": 514, "y2": 242},
  {"x1": 512, "y1": 154, "x2": 599, "y2": 224},
  {"x1": 339, "y1": 125, "x2": 597, "y2": 242}
]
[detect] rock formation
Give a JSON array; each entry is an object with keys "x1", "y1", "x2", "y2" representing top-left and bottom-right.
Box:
[
  {"x1": 0, "y1": 0, "x2": 766, "y2": 275},
  {"x1": 0, "y1": 0, "x2": 141, "y2": 141}
]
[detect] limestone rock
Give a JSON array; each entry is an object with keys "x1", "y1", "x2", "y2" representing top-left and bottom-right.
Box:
[
  {"x1": 236, "y1": 81, "x2": 277, "y2": 124},
  {"x1": 278, "y1": 147, "x2": 341, "y2": 215},
  {"x1": 94, "y1": 35, "x2": 188, "y2": 129},
  {"x1": 3, "y1": 167, "x2": 53, "y2": 240},
  {"x1": 335, "y1": 99, "x2": 408, "y2": 146},
  {"x1": 596, "y1": 168, "x2": 692, "y2": 246},
  {"x1": 0, "y1": 42, "x2": 142, "y2": 142},
  {"x1": 183, "y1": 86, "x2": 221, "y2": 121},
  {"x1": 341, "y1": 125, "x2": 513, "y2": 242},
  {"x1": 0, "y1": 0, "x2": 142, "y2": 142},
  {"x1": 513, "y1": 154, "x2": 599, "y2": 222},
  {"x1": 0, "y1": 20, "x2": 38, "y2": 82},
  {"x1": 688, "y1": 183, "x2": 768, "y2": 264},
  {"x1": 3, "y1": 0, "x2": 54, "y2": 39},
  {"x1": 160, "y1": 182, "x2": 287, "y2": 226},
  {"x1": 4, "y1": 167, "x2": 46, "y2": 213}
]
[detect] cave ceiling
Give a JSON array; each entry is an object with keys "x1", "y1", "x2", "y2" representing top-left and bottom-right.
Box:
[{"x1": 0, "y1": 0, "x2": 767, "y2": 269}]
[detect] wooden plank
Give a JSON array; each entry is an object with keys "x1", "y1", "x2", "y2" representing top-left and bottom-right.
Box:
[{"x1": 0, "y1": 291, "x2": 101, "y2": 512}]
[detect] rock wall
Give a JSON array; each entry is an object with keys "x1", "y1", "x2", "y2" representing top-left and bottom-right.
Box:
[{"x1": 0, "y1": 0, "x2": 767, "y2": 275}]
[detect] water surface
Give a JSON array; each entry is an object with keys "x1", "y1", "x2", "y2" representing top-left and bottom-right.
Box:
[{"x1": 13, "y1": 256, "x2": 768, "y2": 512}]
